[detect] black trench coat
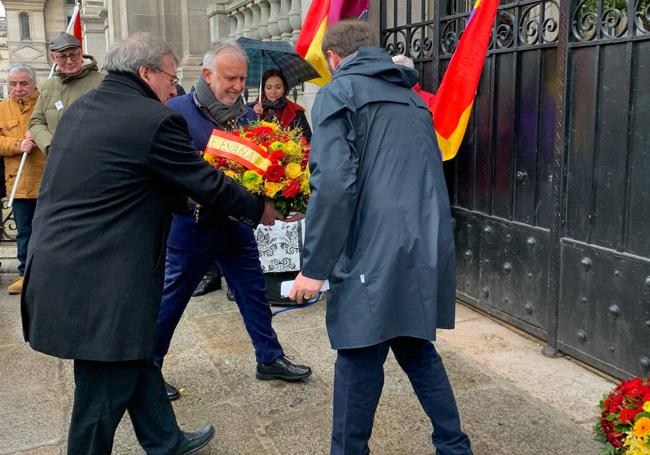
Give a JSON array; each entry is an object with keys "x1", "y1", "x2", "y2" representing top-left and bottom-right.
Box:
[{"x1": 21, "y1": 73, "x2": 263, "y2": 361}]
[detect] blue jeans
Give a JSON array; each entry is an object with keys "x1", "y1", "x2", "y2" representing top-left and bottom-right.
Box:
[
  {"x1": 153, "y1": 213, "x2": 284, "y2": 366},
  {"x1": 332, "y1": 337, "x2": 472, "y2": 455},
  {"x1": 12, "y1": 198, "x2": 37, "y2": 275}
]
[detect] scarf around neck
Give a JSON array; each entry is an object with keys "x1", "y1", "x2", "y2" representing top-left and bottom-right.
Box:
[
  {"x1": 262, "y1": 96, "x2": 287, "y2": 111},
  {"x1": 193, "y1": 76, "x2": 247, "y2": 129}
]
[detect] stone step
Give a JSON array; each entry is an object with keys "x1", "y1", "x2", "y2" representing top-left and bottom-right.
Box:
[{"x1": 0, "y1": 244, "x2": 19, "y2": 282}]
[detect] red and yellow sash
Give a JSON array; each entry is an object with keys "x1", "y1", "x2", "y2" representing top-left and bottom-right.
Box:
[{"x1": 204, "y1": 129, "x2": 272, "y2": 175}]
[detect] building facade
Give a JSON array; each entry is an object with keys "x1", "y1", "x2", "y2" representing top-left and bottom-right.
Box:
[{"x1": 0, "y1": 17, "x2": 9, "y2": 98}]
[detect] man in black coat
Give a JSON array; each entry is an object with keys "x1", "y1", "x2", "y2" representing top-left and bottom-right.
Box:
[{"x1": 21, "y1": 33, "x2": 282, "y2": 454}]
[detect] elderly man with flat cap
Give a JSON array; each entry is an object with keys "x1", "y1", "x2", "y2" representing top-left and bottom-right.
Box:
[{"x1": 29, "y1": 32, "x2": 104, "y2": 155}]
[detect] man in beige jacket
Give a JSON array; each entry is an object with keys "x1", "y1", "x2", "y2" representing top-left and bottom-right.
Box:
[
  {"x1": 0, "y1": 64, "x2": 43, "y2": 294},
  {"x1": 29, "y1": 32, "x2": 104, "y2": 154}
]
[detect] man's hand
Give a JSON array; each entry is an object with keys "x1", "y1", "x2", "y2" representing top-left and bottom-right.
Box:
[
  {"x1": 289, "y1": 272, "x2": 325, "y2": 304},
  {"x1": 20, "y1": 138, "x2": 35, "y2": 153},
  {"x1": 259, "y1": 200, "x2": 284, "y2": 226},
  {"x1": 284, "y1": 212, "x2": 305, "y2": 223}
]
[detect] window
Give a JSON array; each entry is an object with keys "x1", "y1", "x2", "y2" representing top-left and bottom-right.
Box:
[
  {"x1": 65, "y1": 1, "x2": 77, "y2": 26},
  {"x1": 19, "y1": 12, "x2": 30, "y2": 40}
]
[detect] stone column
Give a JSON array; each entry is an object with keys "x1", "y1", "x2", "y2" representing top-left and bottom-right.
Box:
[
  {"x1": 278, "y1": 0, "x2": 293, "y2": 41},
  {"x1": 3, "y1": 0, "x2": 50, "y2": 81},
  {"x1": 81, "y1": 0, "x2": 109, "y2": 65},
  {"x1": 233, "y1": 10, "x2": 245, "y2": 38},
  {"x1": 267, "y1": 0, "x2": 281, "y2": 40},
  {"x1": 227, "y1": 14, "x2": 237, "y2": 40},
  {"x1": 256, "y1": 0, "x2": 271, "y2": 40},
  {"x1": 177, "y1": 0, "x2": 213, "y2": 86},
  {"x1": 250, "y1": 3, "x2": 261, "y2": 40},
  {"x1": 288, "y1": 0, "x2": 302, "y2": 44},
  {"x1": 207, "y1": 2, "x2": 231, "y2": 42},
  {"x1": 241, "y1": 6, "x2": 253, "y2": 38}
]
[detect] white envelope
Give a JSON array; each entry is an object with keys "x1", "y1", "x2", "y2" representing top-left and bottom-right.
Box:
[{"x1": 280, "y1": 280, "x2": 330, "y2": 297}]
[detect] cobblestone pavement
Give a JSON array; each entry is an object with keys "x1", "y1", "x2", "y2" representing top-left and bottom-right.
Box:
[{"x1": 0, "y1": 284, "x2": 612, "y2": 454}]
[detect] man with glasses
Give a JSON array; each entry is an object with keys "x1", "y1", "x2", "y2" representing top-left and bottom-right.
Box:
[
  {"x1": 29, "y1": 32, "x2": 104, "y2": 154},
  {"x1": 22, "y1": 33, "x2": 283, "y2": 454}
]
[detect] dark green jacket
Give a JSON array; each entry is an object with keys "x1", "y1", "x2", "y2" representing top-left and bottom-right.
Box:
[{"x1": 29, "y1": 56, "x2": 105, "y2": 152}]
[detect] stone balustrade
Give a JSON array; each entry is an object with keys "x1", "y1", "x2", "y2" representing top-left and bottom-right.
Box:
[{"x1": 208, "y1": 0, "x2": 302, "y2": 44}]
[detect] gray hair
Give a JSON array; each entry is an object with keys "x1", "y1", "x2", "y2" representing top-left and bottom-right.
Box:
[
  {"x1": 7, "y1": 63, "x2": 36, "y2": 83},
  {"x1": 392, "y1": 54, "x2": 415, "y2": 69},
  {"x1": 202, "y1": 41, "x2": 248, "y2": 70},
  {"x1": 103, "y1": 32, "x2": 178, "y2": 74}
]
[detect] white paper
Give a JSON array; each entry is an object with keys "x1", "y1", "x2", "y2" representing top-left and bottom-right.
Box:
[
  {"x1": 55, "y1": 100, "x2": 64, "y2": 111},
  {"x1": 281, "y1": 279, "x2": 330, "y2": 297}
]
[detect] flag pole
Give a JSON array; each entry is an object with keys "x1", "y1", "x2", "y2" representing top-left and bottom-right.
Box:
[{"x1": 8, "y1": 2, "x2": 80, "y2": 208}]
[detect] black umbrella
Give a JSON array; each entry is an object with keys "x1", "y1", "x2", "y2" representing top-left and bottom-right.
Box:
[{"x1": 236, "y1": 37, "x2": 320, "y2": 89}]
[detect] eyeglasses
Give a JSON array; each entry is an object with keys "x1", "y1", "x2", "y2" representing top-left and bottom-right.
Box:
[
  {"x1": 53, "y1": 52, "x2": 82, "y2": 63},
  {"x1": 156, "y1": 69, "x2": 179, "y2": 87}
]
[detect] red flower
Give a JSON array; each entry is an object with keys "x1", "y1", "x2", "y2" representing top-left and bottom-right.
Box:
[
  {"x1": 252, "y1": 126, "x2": 273, "y2": 137},
  {"x1": 232, "y1": 131, "x2": 241, "y2": 137},
  {"x1": 627, "y1": 386, "x2": 643, "y2": 399},
  {"x1": 620, "y1": 408, "x2": 637, "y2": 424},
  {"x1": 265, "y1": 163, "x2": 285, "y2": 182},
  {"x1": 282, "y1": 180, "x2": 300, "y2": 198},
  {"x1": 270, "y1": 151, "x2": 285, "y2": 163}
]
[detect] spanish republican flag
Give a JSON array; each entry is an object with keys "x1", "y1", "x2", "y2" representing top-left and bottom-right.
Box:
[
  {"x1": 296, "y1": 0, "x2": 369, "y2": 86},
  {"x1": 433, "y1": 0, "x2": 499, "y2": 161}
]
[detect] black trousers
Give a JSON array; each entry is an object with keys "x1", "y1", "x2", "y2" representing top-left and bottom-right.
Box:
[{"x1": 68, "y1": 359, "x2": 181, "y2": 455}]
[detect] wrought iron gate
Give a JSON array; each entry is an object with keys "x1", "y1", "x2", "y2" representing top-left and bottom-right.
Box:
[{"x1": 380, "y1": 0, "x2": 650, "y2": 379}]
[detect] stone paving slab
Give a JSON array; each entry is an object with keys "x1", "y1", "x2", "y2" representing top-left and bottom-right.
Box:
[{"x1": 0, "y1": 289, "x2": 611, "y2": 454}]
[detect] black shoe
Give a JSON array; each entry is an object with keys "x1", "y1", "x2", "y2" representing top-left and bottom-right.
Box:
[
  {"x1": 226, "y1": 287, "x2": 236, "y2": 302},
  {"x1": 192, "y1": 272, "x2": 222, "y2": 297},
  {"x1": 166, "y1": 382, "x2": 181, "y2": 401},
  {"x1": 256, "y1": 356, "x2": 312, "y2": 382},
  {"x1": 175, "y1": 424, "x2": 215, "y2": 454}
]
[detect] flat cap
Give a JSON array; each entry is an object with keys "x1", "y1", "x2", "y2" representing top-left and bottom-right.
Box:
[{"x1": 49, "y1": 32, "x2": 81, "y2": 52}]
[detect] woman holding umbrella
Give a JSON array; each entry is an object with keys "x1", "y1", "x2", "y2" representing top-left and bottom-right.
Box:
[{"x1": 252, "y1": 69, "x2": 312, "y2": 141}]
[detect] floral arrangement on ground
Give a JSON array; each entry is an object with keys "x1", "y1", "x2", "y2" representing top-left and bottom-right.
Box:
[
  {"x1": 204, "y1": 120, "x2": 310, "y2": 217},
  {"x1": 595, "y1": 376, "x2": 650, "y2": 454}
]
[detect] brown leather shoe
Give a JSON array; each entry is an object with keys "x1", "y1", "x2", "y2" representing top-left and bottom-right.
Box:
[{"x1": 8, "y1": 276, "x2": 24, "y2": 295}]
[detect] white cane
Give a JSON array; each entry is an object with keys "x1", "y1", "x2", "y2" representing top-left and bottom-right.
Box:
[{"x1": 8, "y1": 2, "x2": 80, "y2": 208}]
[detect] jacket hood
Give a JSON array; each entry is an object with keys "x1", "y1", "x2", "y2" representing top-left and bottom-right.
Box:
[
  {"x1": 332, "y1": 46, "x2": 419, "y2": 88},
  {"x1": 57, "y1": 55, "x2": 100, "y2": 83}
]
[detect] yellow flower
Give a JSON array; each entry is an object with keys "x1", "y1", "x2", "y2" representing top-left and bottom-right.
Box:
[
  {"x1": 264, "y1": 181, "x2": 283, "y2": 198},
  {"x1": 204, "y1": 154, "x2": 218, "y2": 166},
  {"x1": 285, "y1": 162, "x2": 302, "y2": 179},
  {"x1": 224, "y1": 170, "x2": 237, "y2": 180},
  {"x1": 268, "y1": 141, "x2": 286, "y2": 152},
  {"x1": 633, "y1": 417, "x2": 650, "y2": 438},
  {"x1": 260, "y1": 120, "x2": 280, "y2": 131},
  {"x1": 300, "y1": 175, "x2": 310, "y2": 195},
  {"x1": 624, "y1": 433, "x2": 650, "y2": 454},
  {"x1": 242, "y1": 170, "x2": 262, "y2": 190},
  {"x1": 644, "y1": 401, "x2": 650, "y2": 413},
  {"x1": 285, "y1": 140, "x2": 302, "y2": 155}
]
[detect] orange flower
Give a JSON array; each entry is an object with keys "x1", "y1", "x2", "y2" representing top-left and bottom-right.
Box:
[{"x1": 633, "y1": 416, "x2": 650, "y2": 438}]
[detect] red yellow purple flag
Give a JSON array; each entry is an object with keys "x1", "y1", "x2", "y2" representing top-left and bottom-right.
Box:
[
  {"x1": 296, "y1": 0, "x2": 370, "y2": 86},
  {"x1": 433, "y1": 0, "x2": 499, "y2": 161}
]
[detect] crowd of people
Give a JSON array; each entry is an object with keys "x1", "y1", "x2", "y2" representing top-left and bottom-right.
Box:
[{"x1": 1, "y1": 19, "x2": 472, "y2": 455}]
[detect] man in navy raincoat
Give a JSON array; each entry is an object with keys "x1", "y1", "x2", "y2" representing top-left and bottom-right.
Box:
[{"x1": 289, "y1": 20, "x2": 473, "y2": 455}]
